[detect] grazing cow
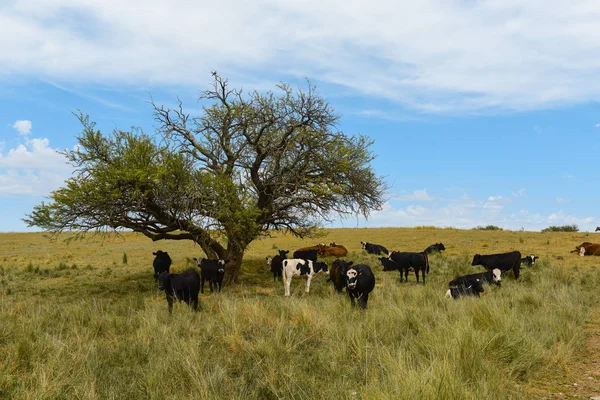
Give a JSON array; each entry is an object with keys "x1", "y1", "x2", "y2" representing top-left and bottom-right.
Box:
[
  {"x1": 424, "y1": 243, "x2": 446, "y2": 254},
  {"x1": 520, "y1": 254, "x2": 539, "y2": 267},
  {"x1": 571, "y1": 242, "x2": 600, "y2": 256},
  {"x1": 361, "y1": 242, "x2": 389, "y2": 256},
  {"x1": 152, "y1": 250, "x2": 172, "y2": 281},
  {"x1": 319, "y1": 244, "x2": 348, "y2": 258},
  {"x1": 282, "y1": 259, "x2": 329, "y2": 296},
  {"x1": 293, "y1": 249, "x2": 319, "y2": 262},
  {"x1": 157, "y1": 269, "x2": 200, "y2": 314},
  {"x1": 328, "y1": 259, "x2": 353, "y2": 294},
  {"x1": 266, "y1": 250, "x2": 289, "y2": 282},
  {"x1": 448, "y1": 268, "x2": 502, "y2": 288},
  {"x1": 345, "y1": 264, "x2": 376, "y2": 309},
  {"x1": 388, "y1": 251, "x2": 430, "y2": 284},
  {"x1": 445, "y1": 280, "x2": 485, "y2": 299},
  {"x1": 472, "y1": 251, "x2": 522, "y2": 279},
  {"x1": 193, "y1": 258, "x2": 229, "y2": 293}
]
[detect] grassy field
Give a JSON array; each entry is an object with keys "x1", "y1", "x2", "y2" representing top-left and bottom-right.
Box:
[{"x1": 1, "y1": 228, "x2": 599, "y2": 399}]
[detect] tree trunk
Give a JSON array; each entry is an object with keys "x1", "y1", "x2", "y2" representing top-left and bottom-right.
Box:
[{"x1": 224, "y1": 247, "x2": 244, "y2": 285}]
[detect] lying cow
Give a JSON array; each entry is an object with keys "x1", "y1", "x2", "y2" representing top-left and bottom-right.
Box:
[
  {"x1": 293, "y1": 249, "x2": 318, "y2": 262},
  {"x1": 472, "y1": 251, "x2": 521, "y2": 279},
  {"x1": 319, "y1": 244, "x2": 348, "y2": 258},
  {"x1": 361, "y1": 241, "x2": 389, "y2": 256},
  {"x1": 152, "y1": 250, "x2": 172, "y2": 281},
  {"x1": 345, "y1": 264, "x2": 376, "y2": 309},
  {"x1": 328, "y1": 259, "x2": 353, "y2": 294},
  {"x1": 282, "y1": 259, "x2": 329, "y2": 296},
  {"x1": 424, "y1": 243, "x2": 445, "y2": 254},
  {"x1": 445, "y1": 280, "x2": 484, "y2": 299},
  {"x1": 193, "y1": 258, "x2": 228, "y2": 293},
  {"x1": 449, "y1": 268, "x2": 502, "y2": 288},
  {"x1": 387, "y1": 251, "x2": 430, "y2": 284},
  {"x1": 571, "y1": 242, "x2": 600, "y2": 256},
  {"x1": 157, "y1": 269, "x2": 200, "y2": 314},
  {"x1": 520, "y1": 254, "x2": 539, "y2": 267},
  {"x1": 266, "y1": 250, "x2": 289, "y2": 281}
]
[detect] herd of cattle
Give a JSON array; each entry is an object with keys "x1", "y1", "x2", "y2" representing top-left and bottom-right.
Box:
[{"x1": 151, "y1": 241, "x2": 545, "y2": 313}]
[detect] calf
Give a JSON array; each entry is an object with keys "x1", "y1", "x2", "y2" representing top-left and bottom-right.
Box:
[
  {"x1": 378, "y1": 256, "x2": 398, "y2": 271},
  {"x1": 293, "y1": 249, "x2": 318, "y2": 262},
  {"x1": 520, "y1": 254, "x2": 539, "y2": 267},
  {"x1": 282, "y1": 259, "x2": 329, "y2": 296},
  {"x1": 448, "y1": 268, "x2": 502, "y2": 288},
  {"x1": 361, "y1": 241, "x2": 389, "y2": 256},
  {"x1": 328, "y1": 259, "x2": 353, "y2": 294},
  {"x1": 472, "y1": 251, "x2": 522, "y2": 279},
  {"x1": 424, "y1": 243, "x2": 446, "y2": 254},
  {"x1": 345, "y1": 264, "x2": 376, "y2": 309},
  {"x1": 157, "y1": 269, "x2": 200, "y2": 314},
  {"x1": 445, "y1": 280, "x2": 485, "y2": 299},
  {"x1": 193, "y1": 258, "x2": 229, "y2": 293},
  {"x1": 388, "y1": 251, "x2": 430, "y2": 284},
  {"x1": 152, "y1": 250, "x2": 172, "y2": 281},
  {"x1": 266, "y1": 250, "x2": 289, "y2": 281}
]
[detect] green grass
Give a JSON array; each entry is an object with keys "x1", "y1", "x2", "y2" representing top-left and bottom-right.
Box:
[{"x1": 0, "y1": 229, "x2": 599, "y2": 399}]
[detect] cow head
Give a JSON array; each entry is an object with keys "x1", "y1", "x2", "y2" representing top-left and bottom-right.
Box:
[
  {"x1": 153, "y1": 250, "x2": 168, "y2": 257},
  {"x1": 491, "y1": 268, "x2": 502, "y2": 286},
  {"x1": 193, "y1": 257, "x2": 203, "y2": 267},
  {"x1": 596, "y1": 227, "x2": 600, "y2": 232},
  {"x1": 278, "y1": 250, "x2": 289, "y2": 258},
  {"x1": 580, "y1": 247, "x2": 586, "y2": 256},
  {"x1": 266, "y1": 257, "x2": 272, "y2": 266},
  {"x1": 360, "y1": 241, "x2": 367, "y2": 249},
  {"x1": 346, "y1": 268, "x2": 359, "y2": 290},
  {"x1": 217, "y1": 259, "x2": 229, "y2": 273},
  {"x1": 471, "y1": 254, "x2": 481, "y2": 266},
  {"x1": 157, "y1": 271, "x2": 170, "y2": 291},
  {"x1": 437, "y1": 243, "x2": 446, "y2": 251},
  {"x1": 313, "y1": 261, "x2": 329, "y2": 274},
  {"x1": 526, "y1": 254, "x2": 539, "y2": 266}
]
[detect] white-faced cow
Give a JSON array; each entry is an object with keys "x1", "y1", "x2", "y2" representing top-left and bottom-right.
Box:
[
  {"x1": 152, "y1": 250, "x2": 172, "y2": 281},
  {"x1": 193, "y1": 258, "x2": 229, "y2": 293},
  {"x1": 361, "y1": 242, "x2": 389, "y2": 256},
  {"x1": 157, "y1": 269, "x2": 200, "y2": 314},
  {"x1": 387, "y1": 251, "x2": 430, "y2": 284},
  {"x1": 282, "y1": 259, "x2": 329, "y2": 296},
  {"x1": 520, "y1": 254, "x2": 539, "y2": 267},
  {"x1": 471, "y1": 251, "x2": 521, "y2": 279},
  {"x1": 345, "y1": 264, "x2": 376, "y2": 309},
  {"x1": 571, "y1": 242, "x2": 600, "y2": 256},
  {"x1": 266, "y1": 250, "x2": 289, "y2": 282},
  {"x1": 449, "y1": 268, "x2": 502, "y2": 288}
]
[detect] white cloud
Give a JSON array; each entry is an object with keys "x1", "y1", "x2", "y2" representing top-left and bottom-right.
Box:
[
  {"x1": 394, "y1": 189, "x2": 434, "y2": 202},
  {"x1": 2, "y1": 1, "x2": 600, "y2": 112},
  {"x1": 12, "y1": 120, "x2": 32, "y2": 135}
]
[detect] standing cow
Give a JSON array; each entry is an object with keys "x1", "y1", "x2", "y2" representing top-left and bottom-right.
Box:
[
  {"x1": 328, "y1": 259, "x2": 353, "y2": 294},
  {"x1": 193, "y1": 258, "x2": 229, "y2": 293},
  {"x1": 152, "y1": 250, "x2": 172, "y2": 281},
  {"x1": 345, "y1": 264, "x2": 376, "y2": 309},
  {"x1": 471, "y1": 251, "x2": 521, "y2": 279},
  {"x1": 387, "y1": 251, "x2": 430, "y2": 284},
  {"x1": 266, "y1": 250, "x2": 289, "y2": 281},
  {"x1": 157, "y1": 269, "x2": 200, "y2": 314},
  {"x1": 282, "y1": 259, "x2": 329, "y2": 296}
]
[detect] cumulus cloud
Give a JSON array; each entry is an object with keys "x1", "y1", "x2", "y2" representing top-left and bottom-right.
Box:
[
  {"x1": 12, "y1": 120, "x2": 32, "y2": 135},
  {"x1": 2, "y1": 1, "x2": 600, "y2": 113}
]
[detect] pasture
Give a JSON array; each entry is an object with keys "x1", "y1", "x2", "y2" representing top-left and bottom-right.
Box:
[{"x1": 1, "y1": 228, "x2": 599, "y2": 399}]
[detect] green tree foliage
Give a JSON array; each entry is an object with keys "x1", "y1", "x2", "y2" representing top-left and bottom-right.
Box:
[
  {"x1": 24, "y1": 74, "x2": 387, "y2": 283},
  {"x1": 541, "y1": 224, "x2": 579, "y2": 232}
]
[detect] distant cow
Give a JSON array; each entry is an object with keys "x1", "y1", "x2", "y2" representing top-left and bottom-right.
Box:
[
  {"x1": 520, "y1": 254, "x2": 539, "y2": 267},
  {"x1": 152, "y1": 250, "x2": 172, "y2": 281},
  {"x1": 193, "y1": 258, "x2": 228, "y2": 293},
  {"x1": 387, "y1": 251, "x2": 430, "y2": 284},
  {"x1": 449, "y1": 268, "x2": 502, "y2": 288},
  {"x1": 319, "y1": 244, "x2": 348, "y2": 258},
  {"x1": 157, "y1": 269, "x2": 200, "y2": 314},
  {"x1": 424, "y1": 243, "x2": 446, "y2": 254},
  {"x1": 293, "y1": 249, "x2": 319, "y2": 262},
  {"x1": 596, "y1": 227, "x2": 600, "y2": 232},
  {"x1": 328, "y1": 259, "x2": 353, "y2": 294},
  {"x1": 266, "y1": 250, "x2": 289, "y2": 281},
  {"x1": 361, "y1": 242, "x2": 389, "y2": 256},
  {"x1": 571, "y1": 242, "x2": 600, "y2": 256},
  {"x1": 472, "y1": 251, "x2": 522, "y2": 279},
  {"x1": 445, "y1": 280, "x2": 485, "y2": 300},
  {"x1": 345, "y1": 264, "x2": 376, "y2": 309},
  {"x1": 282, "y1": 259, "x2": 329, "y2": 296}
]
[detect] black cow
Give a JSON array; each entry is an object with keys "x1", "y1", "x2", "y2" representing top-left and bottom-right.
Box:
[
  {"x1": 345, "y1": 264, "x2": 376, "y2": 309},
  {"x1": 448, "y1": 268, "x2": 502, "y2": 288},
  {"x1": 472, "y1": 251, "x2": 522, "y2": 279},
  {"x1": 328, "y1": 259, "x2": 353, "y2": 294},
  {"x1": 424, "y1": 243, "x2": 446, "y2": 254},
  {"x1": 445, "y1": 280, "x2": 484, "y2": 299},
  {"x1": 596, "y1": 227, "x2": 600, "y2": 232},
  {"x1": 293, "y1": 249, "x2": 318, "y2": 262},
  {"x1": 520, "y1": 254, "x2": 539, "y2": 267},
  {"x1": 193, "y1": 258, "x2": 229, "y2": 293},
  {"x1": 361, "y1": 241, "x2": 389, "y2": 256},
  {"x1": 378, "y1": 256, "x2": 397, "y2": 271},
  {"x1": 157, "y1": 269, "x2": 200, "y2": 314},
  {"x1": 387, "y1": 251, "x2": 430, "y2": 284},
  {"x1": 152, "y1": 250, "x2": 172, "y2": 281},
  {"x1": 266, "y1": 250, "x2": 289, "y2": 281}
]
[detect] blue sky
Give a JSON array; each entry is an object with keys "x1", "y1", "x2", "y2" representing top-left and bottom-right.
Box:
[{"x1": 1, "y1": 0, "x2": 599, "y2": 232}]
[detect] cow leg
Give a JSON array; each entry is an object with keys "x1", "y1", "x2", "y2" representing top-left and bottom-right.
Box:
[
  {"x1": 284, "y1": 276, "x2": 291, "y2": 296},
  {"x1": 166, "y1": 295, "x2": 173, "y2": 314},
  {"x1": 513, "y1": 266, "x2": 520, "y2": 279},
  {"x1": 191, "y1": 292, "x2": 199, "y2": 312},
  {"x1": 414, "y1": 268, "x2": 419, "y2": 284},
  {"x1": 305, "y1": 275, "x2": 313, "y2": 293},
  {"x1": 359, "y1": 293, "x2": 369, "y2": 309},
  {"x1": 349, "y1": 293, "x2": 356, "y2": 307},
  {"x1": 421, "y1": 268, "x2": 426, "y2": 284},
  {"x1": 209, "y1": 280, "x2": 214, "y2": 293}
]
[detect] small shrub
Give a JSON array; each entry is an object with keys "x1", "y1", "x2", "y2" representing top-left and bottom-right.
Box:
[
  {"x1": 25, "y1": 262, "x2": 34, "y2": 273},
  {"x1": 56, "y1": 262, "x2": 69, "y2": 271},
  {"x1": 474, "y1": 225, "x2": 503, "y2": 231},
  {"x1": 541, "y1": 224, "x2": 579, "y2": 232},
  {"x1": 85, "y1": 264, "x2": 94, "y2": 270},
  {"x1": 122, "y1": 252, "x2": 128, "y2": 264}
]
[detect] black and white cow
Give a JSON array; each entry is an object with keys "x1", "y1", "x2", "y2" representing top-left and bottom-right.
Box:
[
  {"x1": 157, "y1": 269, "x2": 200, "y2": 314},
  {"x1": 152, "y1": 250, "x2": 172, "y2": 281},
  {"x1": 472, "y1": 251, "x2": 522, "y2": 279},
  {"x1": 345, "y1": 264, "x2": 376, "y2": 309},
  {"x1": 387, "y1": 251, "x2": 430, "y2": 284},
  {"x1": 292, "y1": 249, "x2": 319, "y2": 262},
  {"x1": 361, "y1": 241, "x2": 389, "y2": 256},
  {"x1": 193, "y1": 258, "x2": 229, "y2": 293},
  {"x1": 266, "y1": 250, "x2": 289, "y2": 282},
  {"x1": 445, "y1": 280, "x2": 485, "y2": 299},
  {"x1": 448, "y1": 268, "x2": 502, "y2": 288},
  {"x1": 424, "y1": 243, "x2": 446, "y2": 254},
  {"x1": 282, "y1": 259, "x2": 329, "y2": 296},
  {"x1": 520, "y1": 254, "x2": 539, "y2": 267}
]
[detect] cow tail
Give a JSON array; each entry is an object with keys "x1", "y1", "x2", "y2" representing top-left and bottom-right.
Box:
[{"x1": 424, "y1": 253, "x2": 430, "y2": 274}]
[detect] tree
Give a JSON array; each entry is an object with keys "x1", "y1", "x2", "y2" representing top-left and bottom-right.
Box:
[{"x1": 24, "y1": 74, "x2": 387, "y2": 283}]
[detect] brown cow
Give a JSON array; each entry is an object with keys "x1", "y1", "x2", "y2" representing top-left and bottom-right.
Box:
[
  {"x1": 571, "y1": 242, "x2": 600, "y2": 256},
  {"x1": 319, "y1": 244, "x2": 348, "y2": 258}
]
